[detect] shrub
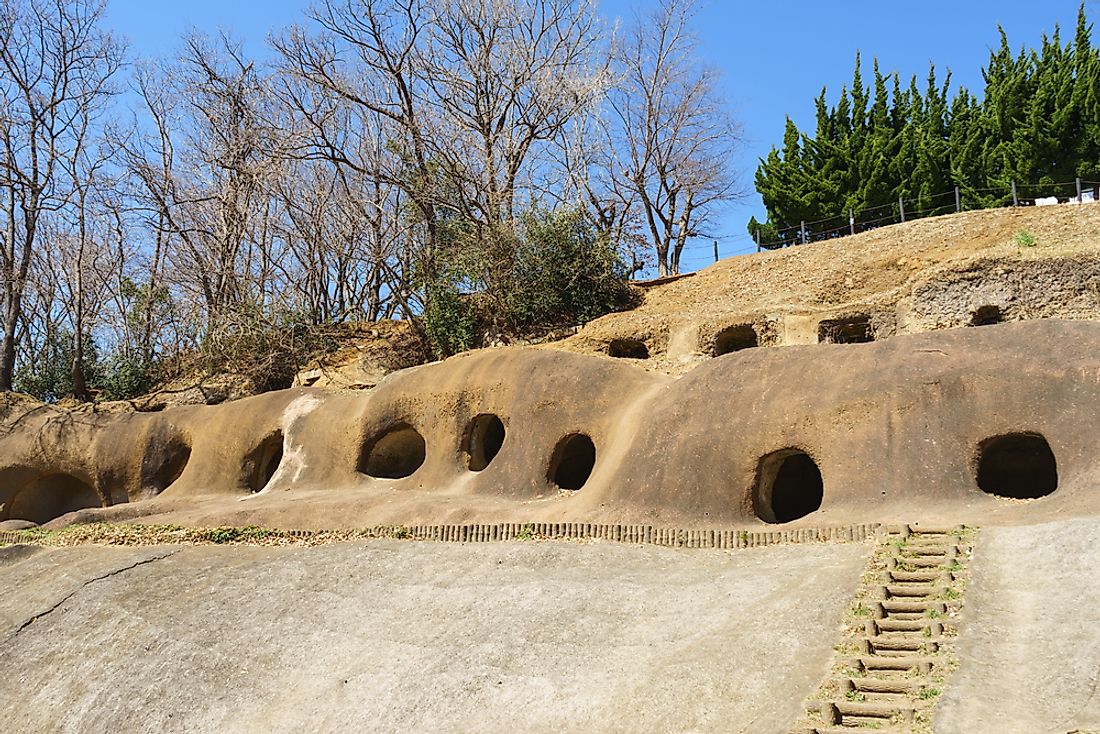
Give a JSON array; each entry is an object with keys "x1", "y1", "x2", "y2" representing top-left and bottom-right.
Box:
[
  {"x1": 200, "y1": 304, "x2": 334, "y2": 392},
  {"x1": 420, "y1": 206, "x2": 636, "y2": 356},
  {"x1": 97, "y1": 352, "x2": 162, "y2": 401}
]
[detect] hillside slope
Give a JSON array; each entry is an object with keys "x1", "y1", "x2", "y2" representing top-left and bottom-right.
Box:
[{"x1": 556, "y1": 204, "x2": 1100, "y2": 373}]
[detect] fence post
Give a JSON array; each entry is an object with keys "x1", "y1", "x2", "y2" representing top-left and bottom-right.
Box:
[
  {"x1": 1078, "y1": 177, "x2": 1083, "y2": 203},
  {"x1": 713, "y1": 240, "x2": 718, "y2": 263},
  {"x1": 955, "y1": 186, "x2": 961, "y2": 213},
  {"x1": 849, "y1": 209, "x2": 855, "y2": 236},
  {"x1": 1012, "y1": 181, "x2": 1019, "y2": 207},
  {"x1": 800, "y1": 220, "x2": 806, "y2": 245},
  {"x1": 899, "y1": 196, "x2": 905, "y2": 223},
  {"x1": 754, "y1": 230, "x2": 761, "y2": 253}
]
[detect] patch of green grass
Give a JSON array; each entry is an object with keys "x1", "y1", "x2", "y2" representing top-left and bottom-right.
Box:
[
  {"x1": 942, "y1": 586, "x2": 961, "y2": 601},
  {"x1": 196, "y1": 525, "x2": 281, "y2": 544},
  {"x1": 515, "y1": 525, "x2": 534, "y2": 541},
  {"x1": 925, "y1": 608, "x2": 942, "y2": 619},
  {"x1": 1015, "y1": 230, "x2": 1037, "y2": 248},
  {"x1": 917, "y1": 686, "x2": 941, "y2": 700}
]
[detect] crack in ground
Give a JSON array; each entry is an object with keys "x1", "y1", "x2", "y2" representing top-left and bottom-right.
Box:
[{"x1": 4, "y1": 548, "x2": 181, "y2": 643}]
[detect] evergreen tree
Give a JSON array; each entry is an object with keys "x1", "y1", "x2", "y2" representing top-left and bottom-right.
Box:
[{"x1": 752, "y1": 4, "x2": 1100, "y2": 244}]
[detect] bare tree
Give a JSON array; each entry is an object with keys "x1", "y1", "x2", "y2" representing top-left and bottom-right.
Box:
[
  {"x1": 609, "y1": 0, "x2": 740, "y2": 277},
  {"x1": 123, "y1": 35, "x2": 282, "y2": 328},
  {"x1": 273, "y1": 0, "x2": 608, "y2": 294},
  {"x1": 421, "y1": 0, "x2": 607, "y2": 229},
  {"x1": 0, "y1": 0, "x2": 124, "y2": 390}
]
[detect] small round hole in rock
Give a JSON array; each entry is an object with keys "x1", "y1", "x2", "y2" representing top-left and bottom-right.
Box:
[
  {"x1": 970, "y1": 305, "x2": 1002, "y2": 327},
  {"x1": 608, "y1": 339, "x2": 649, "y2": 359},
  {"x1": 548, "y1": 433, "x2": 596, "y2": 490},
  {"x1": 753, "y1": 449, "x2": 824, "y2": 524},
  {"x1": 818, "y1": 316, "x2": 873, "y2": 344},
  {"x1": 463, "y1": 414, "x2": 506, "y2": 471},
  {"x1": 713, "y1": 324, "x2": 758, "y2": 356},
  {"x1": 360, "y1": 423, "x2": 426, "y2": 479},
  {"x1": 976, "y1": 433, "x2": 1057, "y2": 499}
]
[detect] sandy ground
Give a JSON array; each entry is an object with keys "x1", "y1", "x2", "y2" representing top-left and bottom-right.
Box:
[
  {"x1": 936, "y1": 517, "x2": 1100, "y2": 734},
  {"x1": 0, "y1": 539, "x2": 868, "y2": 734}
]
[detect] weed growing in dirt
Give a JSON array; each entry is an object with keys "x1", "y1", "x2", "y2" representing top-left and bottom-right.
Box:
[{"x1": 1015, "y1": 230, "x2": 1037, "y2": 247}]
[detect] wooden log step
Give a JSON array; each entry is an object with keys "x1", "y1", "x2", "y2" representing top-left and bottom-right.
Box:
[
  {"x1": 874, "y1": 618, "x2": 942, "y2": 634},
  {"x1": 885, "y1": 583, "x2": 944, "y2": 599},
  {"x1": 852, "y1": 655, "x2": 935, "y2": 672},
  {"x1": 847, "y1": 676, "x2": 919, "y2": 694},
  {"x1": 881, "y1": 600, "x2": 946, "y2": 615},
  {"x1": 889, "y1": 569, "x2": 946, "y2": 583}
]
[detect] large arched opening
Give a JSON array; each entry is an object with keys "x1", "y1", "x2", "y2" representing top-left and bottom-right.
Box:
[
  {"x1": 753, "y1": 449, "x2": 824, "y2": 523},
  {"x1": 360, "y1": 423, "x2": 427, "y2": 479},
  {"x1": 463, "y1": 414, "x2": 506, "y2": 471},
  {"x1": 245, "y1": 430, "x2": 285, "y2": 493},
  {"x1": 976, "y1": 433, "x2": 1057, "y2": 499},
  {"x1": 8, "y1": 474, "x2": 101, "y2": 525},
  {"x1": 548, "y1": 433, "x2": 597, "y2": 490}
]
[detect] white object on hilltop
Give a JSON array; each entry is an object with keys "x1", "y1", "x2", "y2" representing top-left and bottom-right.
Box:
[{"x1": 1035, "y1": 196, "x2": 1059, "y2": 207}]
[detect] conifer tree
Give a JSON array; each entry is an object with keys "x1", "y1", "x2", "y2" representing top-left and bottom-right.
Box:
[{"x1": 752, "y1": 4, "x2": 1100, "y2": 245}]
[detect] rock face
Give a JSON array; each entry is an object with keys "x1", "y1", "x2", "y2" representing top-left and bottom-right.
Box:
[
  {"x1": 0, "y1": 539, "x2": 869, "y2": 733},
  {"x1": 1, "y1": 320, "x2": 1098, "y2": 530}
]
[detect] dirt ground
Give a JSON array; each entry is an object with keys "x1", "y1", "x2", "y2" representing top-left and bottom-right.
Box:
[
  {"x1": 0, "y1": 538, "x2": 868, "y2": 734},
  {"x1": 935, "y1": 517, "x2": 1100, "y2": 734}
]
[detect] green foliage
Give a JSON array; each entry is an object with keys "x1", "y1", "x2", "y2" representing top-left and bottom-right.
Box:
[
  {"x1": 753, "y1": 5, "x2": 1100, "y2": 241},
  {"x1": 1015, "y1": 230, "x2": 1037, "y2": 247},
  {"x1": 918, "y1": 686, "x2": 942, "y2": 700},
  {"x1": 420, "y1": 207, "x2": 635, "y2": 357},
  {"x1": 14, "y1": 330, "x2": 101, "y2": 403},
  {"x1": 422, "y1": 274, "x2": 479, "y2": 358},
  {"x1": 500, "y1": 207, "x2": 634, "y2": 332},
  {"x1": 195, "y1": 525, "x2": 278, "y2": 544},
  {"x1": 97, "y1": 352, "x2": 161, "y2": 401}
]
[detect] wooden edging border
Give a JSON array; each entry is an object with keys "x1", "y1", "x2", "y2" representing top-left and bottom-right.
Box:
[{"x1": 0, "y1": 521, "x2": 883, "y2": 550}]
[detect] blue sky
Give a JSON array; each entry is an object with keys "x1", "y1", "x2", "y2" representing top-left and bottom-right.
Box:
[{"x1": 104, "y1": 0, "x2": 1096, "y2": 270}]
